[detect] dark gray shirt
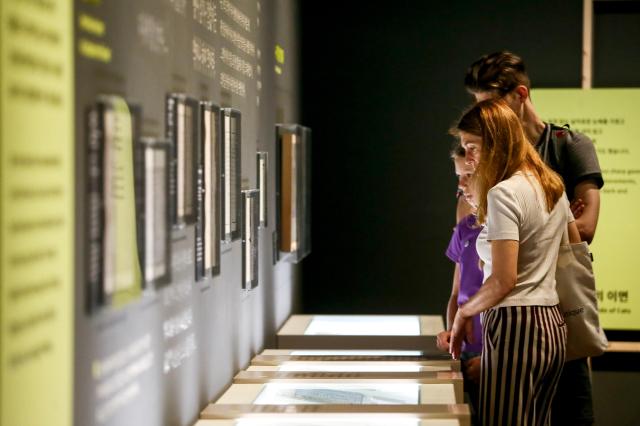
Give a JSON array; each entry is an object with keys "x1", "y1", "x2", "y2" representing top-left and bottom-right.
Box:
[{"x1": 535, "y1": 123, "x2": 604, "y2": 201}]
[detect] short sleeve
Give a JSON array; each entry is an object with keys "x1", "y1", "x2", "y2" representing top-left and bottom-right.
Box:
[
  {"x1": 566, "y1": 131, "x2": 604, "y2": 189},
  {"x1": 486, "y1": 185, "x2": 520, "y2": 241},
  {"x1": 445, "y1": 222, "x2": 463, "y2": 263}
]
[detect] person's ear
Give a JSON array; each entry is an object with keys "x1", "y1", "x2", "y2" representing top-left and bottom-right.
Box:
[{"x1": 514, "y1": 85, "x2": 529, "y2": 102}]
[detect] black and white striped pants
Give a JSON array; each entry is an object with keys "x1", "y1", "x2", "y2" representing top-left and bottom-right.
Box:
[{"x1": 479, "y1": 305, "x2": 567, "y2": 426}]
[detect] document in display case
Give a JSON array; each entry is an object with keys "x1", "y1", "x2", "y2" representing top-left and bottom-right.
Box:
[
  {"x1": 242, "y1": 189, "x2": 260, "y2": 289},
  {"x1": 136, "y1": 137, "x2": 171, "y2": 288},
  {"x1": 276, "y1": 125, "x2": 311, "y2": 263},
  {"x1": 257, "y1": 151, "x2": 268, "y2": 228},
  {"x1": 86, "y1": 96, "x2": 143, "y2": 310},
  {"x1": 196, "y1": 102, "x2": 222, "y2": 280},
  {"x1": 166, "y1": 94, "x2": 199, "y2": 227},
  {"x1": 222, "y1": 108, "x2": 242, "y2": 242},
  {"x1": 210, "y1": 382, "x2": 459, "y2": 405}
]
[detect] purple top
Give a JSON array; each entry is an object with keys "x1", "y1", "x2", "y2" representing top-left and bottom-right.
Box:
[{"x1": 446, "y1": 214, "x2": 484, "y2": 353}]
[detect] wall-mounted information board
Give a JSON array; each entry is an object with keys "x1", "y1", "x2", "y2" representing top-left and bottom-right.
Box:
[
  {"x1": 202, "y1": 102, "x2": 222, "y2": 276},
  {"x1": 86, "y1": 96, "x2": 143, "y2": 310},
  {"x1": 167, "y1": 94, "x2": 199, "y2": 228},
  {"x1": 1, "y1": 0, "x2": 73, "y2": 424},
  {"x1": 533, "y1": 88, "x2": 640, "y2": 331},
  {"x1": 222, "y1": 108, "x2": 242, "y2": 242},
  {"x1": 242, "y1": 189, "x2": 259, "y2": 290},
  {"x1": 276, "y1": 124, "x2": 312, "y2": 263},
  {"x1": 137, "y1": 137, "x2": 171, "y2": 288}
]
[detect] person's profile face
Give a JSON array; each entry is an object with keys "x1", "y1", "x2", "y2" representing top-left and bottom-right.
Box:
[
  {"x1": 459, "y1": 131, "x2": 482, "y2": 169},
  {"x1": 454, "y1": 156, "x2": 478, "y2": 208}
]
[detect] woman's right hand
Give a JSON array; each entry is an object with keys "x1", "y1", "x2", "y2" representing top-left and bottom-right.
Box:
[
  {"x1": 436, "y1": 330, "x2": 452, "y2": 351},
  {"x1": 450, "y1": 310, "x2": 473, "y2": 360}
]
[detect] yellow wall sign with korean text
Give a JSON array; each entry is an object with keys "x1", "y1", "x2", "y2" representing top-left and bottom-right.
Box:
[
  {"x1": 534, "y1": 88, "x2": 640, "y2": 330},
  {"x1": 1, "y1": 0, "x2": 73, "y2": 424}
]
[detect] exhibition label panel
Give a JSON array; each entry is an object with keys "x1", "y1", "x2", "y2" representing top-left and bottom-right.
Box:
[{"x1": 533, "y1": 88, "x2": 640, "y2": 330}]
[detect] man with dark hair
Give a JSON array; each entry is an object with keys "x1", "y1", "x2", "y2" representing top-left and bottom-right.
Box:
[{"x1": 462, "y1": 51, "x2": 604, "y2": 426}]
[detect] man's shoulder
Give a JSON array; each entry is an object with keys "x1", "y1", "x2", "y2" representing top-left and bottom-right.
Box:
[{"x1": 547, "y1": 122, "x2": 593, "y2": 146}]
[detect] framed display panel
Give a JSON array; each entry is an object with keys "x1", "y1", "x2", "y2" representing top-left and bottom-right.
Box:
[
  {"x1": 276, "y1": 315, "x2": 444, "y2": 353},
  {"x1": 135, "y1": 138, "x2": 171, "y2": 288},
  {"x1": 257, "y1": 152, "x2": 268, "y2": 228},
  {"x1": 221, "y1": 108, "x2": 242, "y2": 242},
  {"x1": 196, "y1": 102, "x2": 222, "y2": 280},
  {"x1": 275, "y1": 125, "x2": 311, "y2": 263},
  {"x1": 166, "y1": 94, "x2": 199, "y2": 227},
  {"x1": 86, "y1": 96, "x2": 143, "y2": 310},
  {"x1": 232, "y1": 371, "x2": 463, "y2": 403},
  {"x1": 195, "y1": 416, "x2": 465, "y2": 426},
  {"x1": 241, "y1": 189, "x2": 260, "y2": 289}
]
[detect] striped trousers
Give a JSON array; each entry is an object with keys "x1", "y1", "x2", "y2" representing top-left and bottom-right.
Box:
[{"x1": 479, "y1": 305, "x2": 567, "y2": 426}]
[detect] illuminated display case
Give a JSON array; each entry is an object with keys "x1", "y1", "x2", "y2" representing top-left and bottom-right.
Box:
[
  {"x1": 275, "y1": 124, "x2": 311, "y2": 263},
  {"x1": 231, "y1": 370, "x2": 463, "y2": 402},
  {"x1": 212, "y1": 382, "x2": 457, "y2": 405},
  {"x1": 246, "y1": 363, "x2": 453, "y2": 373},
  {"x1": 250, "y1": 352, "x2": 459, "y2": 372},
  {"x1": 195, "y1": 420, "x2": 462, "y2": 426},
  {"x1": 198, "y1": 406, "x2": 469, "y2": 426},
  {"x1": 194, "y1": 419, "x2": 463, "y2": 426},
  {"x1": 276, "y1": 315, "x2": 445, "y2": 353}
]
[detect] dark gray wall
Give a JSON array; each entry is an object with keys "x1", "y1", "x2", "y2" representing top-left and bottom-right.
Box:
[
  {"x1": 299, "y1": 0, "x2": 582, "y2": 315},
  {"x1": 73, "y1": 1, "x2": 302, "y2": 426}
]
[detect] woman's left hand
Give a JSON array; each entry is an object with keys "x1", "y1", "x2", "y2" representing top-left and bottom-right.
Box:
[{"x1": 449, "y1": 309, "x2": 473, "y2": 360}]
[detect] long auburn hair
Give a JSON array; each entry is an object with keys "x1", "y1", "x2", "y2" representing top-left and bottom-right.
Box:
[{"x1": 451, "y1": 99, "x2": 564, "y2": 224}]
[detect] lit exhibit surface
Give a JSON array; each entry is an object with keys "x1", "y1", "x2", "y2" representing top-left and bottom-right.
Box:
[
  {"x1": 194, "y1": 419, "x2": 461, "y2": 426},
  {"x1": 235, "y1": 419, "x2": 421, "y2": 426},
  {"x1": 250, "y1": 355, "x2": 460, "y2": 372},
  {"x1": 289, "y1": 350, "x2": 423, "y2": 356},
  {"x1": 276, "y1": 315, "x2": 444, "y2": 352},
  {"x1": 247, "y1": 364, "x2": 450, "y2": 372},
  {"x1": 304, "y1": 316, "x2": 420, "y2": 336},
  {"x1": 253, "y1": 383, "x2": 420, "y2": 405},
  {"x1": 276, "y1": 364, "x2": 422, "y2": 372}
]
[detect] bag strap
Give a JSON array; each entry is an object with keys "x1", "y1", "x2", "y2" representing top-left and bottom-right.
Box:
[{"x1": 561, "y1": 223, "x2": 570, "y2": 246}]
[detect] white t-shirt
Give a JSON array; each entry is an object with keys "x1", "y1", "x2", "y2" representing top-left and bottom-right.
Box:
[{"x1": 476, "y1": 171, "x2": 573, "y2": 308}]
